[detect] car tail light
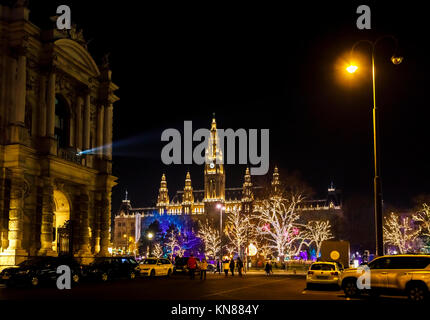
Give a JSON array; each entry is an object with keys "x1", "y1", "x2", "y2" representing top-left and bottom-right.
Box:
[
  {"x1": 308, "y1": 271, "x2": 314, "y2": 275},
  {"x1": 331, "y1": 272, "x2": 338, "y2": 276}
]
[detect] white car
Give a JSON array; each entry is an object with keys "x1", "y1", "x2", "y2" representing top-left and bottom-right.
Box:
[
  {"x1": 139, "y1": 258, "x2": 173, "y2": 277},
  {"x1": 306, "y1": 262, "x2": 342, "y2": 288}
]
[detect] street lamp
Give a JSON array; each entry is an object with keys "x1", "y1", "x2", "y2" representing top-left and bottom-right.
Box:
[
  {"x1": 216, "y1": 203, "x2": 225, "y2": 265},
  {"x1": 147, "y1": 232, "x2": 154, "y2": 257},
  {"x1": 346, "y1": 36, "x2": 403, "y2": 256}
]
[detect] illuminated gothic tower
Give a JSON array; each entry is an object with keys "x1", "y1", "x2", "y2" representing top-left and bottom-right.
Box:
[
  {"x1": 156, "y1": 174, "x2": 169, "y2": 214},
  {"x1": 241, "y1": 167, "x2": 254, "y2": 214},
  {"x1": 204, "y1": 115, "x2": 225, "y2": 216},
  {"x1": 182, "y1": 171, "x2": 194, "y2": 214},
  {"x1": 271, "y1": 166, "x2": 281, "y2": 197}
]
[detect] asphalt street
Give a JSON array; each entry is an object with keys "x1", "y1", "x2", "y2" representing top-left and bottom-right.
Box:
[{"x1": 0, "y1": 273, "x2": 408, "y2": 301}]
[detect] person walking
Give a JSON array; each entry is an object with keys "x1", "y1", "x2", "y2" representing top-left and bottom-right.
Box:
[
  {"x1": 229, "y1": 258, "x2": 235, "y2": 276},
  {"x1": 200, "y1": 258, "x2": 208, "y2": 280},
  {"x1": 236, "y1": 257, "x2": 243, "y2": 277},
  {"x1": 265, "y1": 261, "x2": 272, "y2": 276},
  {"x1": 223, "y1": 259, "x2": 230, "y2": 277},
  {"x1": 187, "y1": 254, "x2": 197, "y2": 280},
  {"x1": 216, "y1": 259, "x2": 221, "y2": 274}
]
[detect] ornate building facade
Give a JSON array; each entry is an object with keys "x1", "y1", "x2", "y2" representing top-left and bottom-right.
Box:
[
  {"x1": 0, "y1": 2, "x2": 118, "y2": 268},
  {"x1": 114, "y1": 116, "x2": 343, "y2": 252}
]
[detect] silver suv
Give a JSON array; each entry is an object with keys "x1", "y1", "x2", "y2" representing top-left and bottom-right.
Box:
[{"x1": 341, "y1": 255, "x2": 430, "y2": 301}]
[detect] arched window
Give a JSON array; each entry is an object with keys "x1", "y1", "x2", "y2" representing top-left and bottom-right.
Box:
[{"x1": 54, "y1": 95, "x2": 70, "y2": 149}]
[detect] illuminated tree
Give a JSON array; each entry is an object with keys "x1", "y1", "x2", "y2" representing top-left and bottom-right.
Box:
[
  {"x1": 383, "y1": 212, "x2": 420, "y2": 254},
  {"x1": 259, "y1": 244, "x2": 273, "y2": 259},
  {"x1": 166, "y1": 230, "x2": 180, "y2": 256},
  {"x1": 152, "y1": 243, "x2": 163, "y2": 258},
  {"x1": 225, "y1": 208, "x2": 250, "y2": 258},
  {"x1": 197, "y1": 219, "x2": 220, "y2": 258},
  {"x1": 413, "y1": 204, "x2": 430, "y2": 238},
  {"x1": 302, "y1": 220, "x2": 333, "y2": 258},
  {"x1": 253, "y1": 196, "x2": 307, "y2": 259}
]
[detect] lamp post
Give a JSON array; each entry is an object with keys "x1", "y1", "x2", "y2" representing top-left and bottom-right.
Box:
[
  {"x1": 216, "y1": 203, "x2": 225, "y2": 264},
  {"x1": 147, "y1": 232, "x2": 154, "y2": 257},
  {"x1": 346, "y1": 36, "x2": 403, "y2": 256}
]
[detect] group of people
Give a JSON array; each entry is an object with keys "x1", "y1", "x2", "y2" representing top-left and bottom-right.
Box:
[
  {"x1": 186, "y1": 254, "x2": 208, "y2": 280},
  {"x1": 217, "y1": 257, "x2": 244, "y2": 277}
]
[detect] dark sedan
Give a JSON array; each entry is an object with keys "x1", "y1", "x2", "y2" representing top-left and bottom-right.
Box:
[
  {"x1": 0, "y1": 256, "x2": 82, "y2": 288},
  {"x1": 82, "y1": 257, "x2": 139, "y2": 282}
]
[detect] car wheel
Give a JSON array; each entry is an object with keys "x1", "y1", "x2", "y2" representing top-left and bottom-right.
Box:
[
  {"x1": 150, "y1": 269, "x2": 156, "y2": 277},
  {"x1": 30, "y1": 276, "x2": 39, "y2": 287},
  {"x1": 407, "y1": 283, "x2": 428, "y2": 302},
  {"x1": 101, "y1": 272, "x2": 109, "y2": 282},
  {"x1": 167, "y1": 269, "x2": 172, "y2": 277},
  {"x1": 130, "y1": 272, "x2": 136, "y2": 280},
  {"x1": 306, "y1": 283, "x2": 313, "y2": 290},
  {"x1": 343, "y1": 278, "x2": 359, "y2": 297}
]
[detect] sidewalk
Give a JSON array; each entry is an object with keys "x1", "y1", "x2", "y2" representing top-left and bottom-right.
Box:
[{"x1": 243, "y1": 269, "x2": 307, "y2": 275}]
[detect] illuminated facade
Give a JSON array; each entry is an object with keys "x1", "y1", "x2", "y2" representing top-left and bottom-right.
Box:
[
  {"x1": 0, "y1": 2, "x2": 118, "y2": 269},
  {"x1": 114, "y1": 117, "x2": 344, "y2": 250}
]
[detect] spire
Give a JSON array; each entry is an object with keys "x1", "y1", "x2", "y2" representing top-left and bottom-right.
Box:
[
  {"x1": 271, "y1": 166, "x2": 281, "y2": 196},
  {"x1": 125, "y1": 189, "x2": 128, "y2": 201},
  {"x1": 211, "y1": 113, "x2": 217, "y2": 130},
  {"x1": 206, "y1": 115, "x2": 223, "y2": 164}
]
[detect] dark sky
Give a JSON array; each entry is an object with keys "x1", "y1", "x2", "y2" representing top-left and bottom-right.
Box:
[{"x1": 30, "y1": 1, "x2": 430, "y2": 217}]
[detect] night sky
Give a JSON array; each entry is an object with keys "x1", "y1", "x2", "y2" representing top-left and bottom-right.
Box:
[{"x1": 30, "y1": 2, "x2": 430, "y2": 224}]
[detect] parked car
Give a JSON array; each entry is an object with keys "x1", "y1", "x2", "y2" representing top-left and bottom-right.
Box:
[
  {"x1": 173, "y1": 257, "x2": 200, "y2": 274},
  {"x1": 306, "y1": 262, "x2": 342, "y2": 289},
  {"x1": 139, "y1": 258, "x2": 173, "y2": 277},
  {"x1": 0, "y1": 256, "x2": 82, "y2": 288},
  {"x1": 82, "y1": 257, "x2": 139, "y2": 282},
  {"x1": 341, "y1": 254, "x2": 430, "y2": 301}
]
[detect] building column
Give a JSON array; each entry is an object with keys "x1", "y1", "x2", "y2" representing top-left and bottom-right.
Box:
[
  {"x1": 46, "y1": 70, "x2": 56, "y2": 138},
  {"x1": 75, "y1": 96, "x2": 83, "y2": 150},
  {"x1": 0, "y1": 168, "x2": 28, "y2": 266},
  {"x1": 9, "y1": 52, "x2": 27, "y2": 143},
  {"x1": 83, "y1": 92, "x2": 91, "y2": 150},
  {"x1": 0, "y1": 169, "x2": 8, "y2": 251},
  {"x1": 98, "y1": 194, "x2": 110, "y2": 256},
  {"x1": 77, "y1": 188, "x2": 91, "y2": 257},
  {"x1": 96, "y1": 105, "x2": 104, "y2": 158},
  {"x1": 103, "y1": 103, "x2": 113, "y2": 160},
  {"x1": 38, "y1": 178, "x2": 56, "y2": 256},
  {"x1": 92, "y1": 193, "x2": 102, "y2": 255},
  {"x1": 38, "y1": 75, "x2": 47, "y2": 137}
]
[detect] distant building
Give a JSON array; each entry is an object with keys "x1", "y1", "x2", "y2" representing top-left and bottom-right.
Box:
[
  {"x1": 113, "y1": 117, "x2": 344, "y2": 253},
  {"x1": 0, "y1": 2, "x2": 118, "y2": 268}
]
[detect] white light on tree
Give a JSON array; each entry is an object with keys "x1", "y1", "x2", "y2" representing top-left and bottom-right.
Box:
[
  {"x1": 225, "y1": 208, "x2": 250, "y2": 258},
  {"x1": 166, "y1": 230, "x2": 180, "y2": 257},
  {"x1": 253, "y1": 197, "x2": 307, "y2": 259},
  {"x1": 413, "y1": 203, "x2": 430, "y2": 238},
  {"x1": 383, "y1": 212, "x2": 419, "y2": 254},
  {"x1": 302, "y1": 220, "x2": 333, "y2": 258},
  {"x1": 152, "y1": 243, "x2": 163, "y2": 258},
  {"x1": 197, "y1": 219, "x2": 220, "y2": 258}
]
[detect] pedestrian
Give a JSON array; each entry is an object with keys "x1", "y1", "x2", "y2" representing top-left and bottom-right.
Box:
[
  {"x1": 236, "y1": 257, "x2": 243, "y2": 277},
  {"x1": 187, "y1": 254, "x2": 197, "y2": 280},
  {"x1": 223, "y1": 259, "x2": 230, "y2": 277},
  {"x1": 229, "y1": 258, "x2": 235, "y2": 276},
  {"x1": 216, "y1": 259, "x2": 221, "y2": 274},
  {"x1": 265, "y1": 261, "x2": 272, "y2": 276},
  {"x1": 200, "y1": 258, "x2": 208, "y2": 280}
]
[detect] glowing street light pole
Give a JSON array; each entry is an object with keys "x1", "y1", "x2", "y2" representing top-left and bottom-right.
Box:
[
  {"x1": 346, "y1": 36, "x2": 403, "y2": 257},
  {"x1": 147, "y1": 232, "x2": 154, "y2": 257},
  {"x1": 216, "y1": 204, "x2": 225, "y2": 264}
]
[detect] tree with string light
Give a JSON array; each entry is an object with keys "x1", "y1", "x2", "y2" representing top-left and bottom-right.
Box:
[
  {"x1": 197, "y1": 219, "x2": 221, "y2": 258},
  {"x1": 302, "y1": 220, "x2": 333, "y2": 258},
  {"x1": 383, "y1": 212, "x2": 420, "y2": 254}
]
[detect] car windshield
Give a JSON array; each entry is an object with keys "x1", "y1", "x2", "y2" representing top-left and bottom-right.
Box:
[
  {"x1": 311, "y1": 264, "x2": 335, "y2": 271},
  {"x1": 142, "y1": 259, "x2": 157, "y2": 265}
]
